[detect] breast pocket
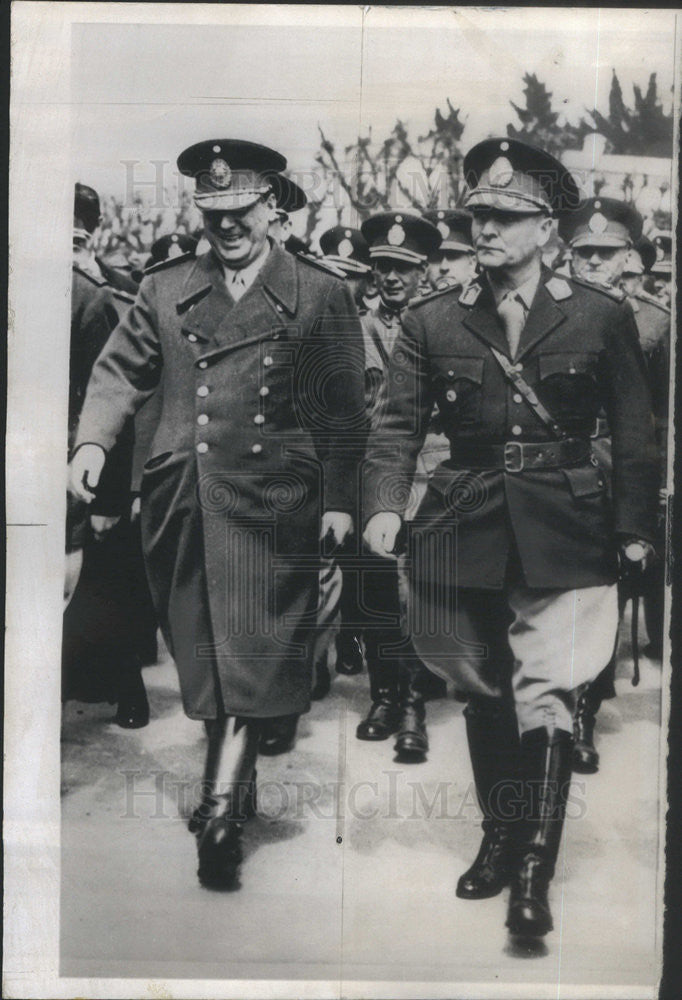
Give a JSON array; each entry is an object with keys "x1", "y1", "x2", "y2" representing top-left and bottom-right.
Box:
[
  {"x1": 433, "y1": 356, "x2": 485, "y2": 428},
  {"x1": 538, "y1": 352, "x2": 600, "y2": 420}
]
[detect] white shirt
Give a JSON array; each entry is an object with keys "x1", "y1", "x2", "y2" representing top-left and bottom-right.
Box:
[{"x1": 223, "y1": 242, "x2": 270, "y2": 301}]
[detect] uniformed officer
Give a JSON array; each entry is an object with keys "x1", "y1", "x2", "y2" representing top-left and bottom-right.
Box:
[
  {"x1": 320, "y1": 225, "x2": 375, "y2": 313},
  {"x1": 649, "y1": 230, "x2": 672, "y2": 307},
  {"x1": 422, "y1": 209, "x2": 477, "y2": 292},
  {"x1": 313, "y1": 226, "x2": 376, "y2": 681},
  {"x1": 362, "y1": 139, "x2": 658, "y2": 939},
  {"x1": 267, "y1": 174, "x2": 307, "y2": 248},
  {"x1": 65, "y1": 183, "x2": 151, "y2": 728},
  {"x1": 560, "y1": 198, "x2": 670, "y2": 770},
  {"x1": 349, "y1": 211, "x2": 442, "y2": 759},
  {"x1": 70, "y1": 139, "x2": 366, "y2": 890}
]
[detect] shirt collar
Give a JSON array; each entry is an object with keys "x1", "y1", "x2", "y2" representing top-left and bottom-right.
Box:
[
  {"x1": 222, "y1": 240, "x2": 270, "y2": 289},
  {"x1": 488, "y1": 267, "x2": 542, "y2": 311}
]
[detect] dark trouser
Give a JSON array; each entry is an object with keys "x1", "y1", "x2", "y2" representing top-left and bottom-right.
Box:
[{"x1": 62, "y1": 515, "x2": 156, "y2": 703}]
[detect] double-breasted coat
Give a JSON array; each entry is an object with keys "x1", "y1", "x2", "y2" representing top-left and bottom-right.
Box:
[
  {"x1": 362, "y1": 269, "x2": 658, "y2": 674},
  {"x1": 75, "y1": 242, "x2": 366, "y2": 719}
]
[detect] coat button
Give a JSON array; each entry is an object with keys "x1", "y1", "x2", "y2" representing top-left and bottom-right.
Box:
[
  {"x1": 197, "y1": 414, "x2": 209, "y2": 425},
  {"x1": 272, "y1": 332, "x2": 280, "y2": 340},
  {"x1": 254, "y1": 414, "x2": 265, "y2": 425},
  {"x1": 196, "y1": 442, "x2": 208, "y2": 454},
  {"x1": 198, "y1": 361, "x2": 208, "y2": 369},
  {"x1": 513, "y1": 363, "x2": 523, "y2": 373},
  {"x1": 259, "y1": 386, "x2": 269, "y2": 396},
  {"x1": 187, "y1": 333, "x2": 198, "y2": 343},
  {"x1": 251, "y1": 444, "x2": 262, "y2": 454},
  {"x1": 569, "y1": 365, "x2": 576, "y2": 373},
  {"x1": 446, "y1": 389, "x2": 457, "y2": 403},
  {"x1": 511, "y1": 425, "x2": 522, "y2": 436},
  {"x1": 513, "y1": 393, "x2": 523, "y2": 403},
  {"x1": 197, "y1": 385, "x2": 209, "y2": 397},
  {"x1": 275, "y1": 304, "x2": 283, "y2": 312},
  {"x1": 264, "y1": 356, "x2": 273, "y2": 367},
  {"x1": 447, "y1": 370, "x2": 454, "y2": 377}
]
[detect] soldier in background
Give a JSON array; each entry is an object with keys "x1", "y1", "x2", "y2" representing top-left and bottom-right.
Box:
[
  {"x1": 561, "y1": 198, "x2": 669, "y2": 771},
  {"x1": 65, "y1": 183, "x2": 150, "y2": 727},
  {"x1": 422, "y1": 209, "x2": 477, "y2": 292},
  {"x1": 648, "y1": 230, "x2": 672, "y2": 308},
  {"x1": 351, "y1": 210, "x2": 442, "y2": 760}
]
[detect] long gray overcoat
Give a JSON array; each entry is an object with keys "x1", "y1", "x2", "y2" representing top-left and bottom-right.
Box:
[{"x1": 76, "y1": 242, "x2": 366, "y2": 719}]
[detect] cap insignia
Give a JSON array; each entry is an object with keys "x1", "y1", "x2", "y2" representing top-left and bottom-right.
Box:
[
  {"x1": 489, "y1": 157, "x2": 514, "y2": 188},
  {"x1": 387, "y1": 224, "x2": 406, "y2": 246},
  {"x1": 168, "y1": 243, "x2": 183, "y2": 259},
  {"x1": 338, "y1": 238, "x2": 354, "y2": 258},
  {"x1": 437, "y1": 221, "x2": 450, "y2": 240},
  {"x1": 588, "y1": 212, "x2": 608, "y2": 235},
  {"x1": 656, "y1": 245, "x2": 665, "y2": 261},
  {"x1": 209, "y1": 158, "x2": 231, "y2": 188}
]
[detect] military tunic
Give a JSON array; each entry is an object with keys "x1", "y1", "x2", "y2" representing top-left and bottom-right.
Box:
[
  {"x1": 75, "y1": 243, "x2": 365, "y2": 719},
  {"x1": 362, "y1": 269, "x2": 658, "y2": 705}
]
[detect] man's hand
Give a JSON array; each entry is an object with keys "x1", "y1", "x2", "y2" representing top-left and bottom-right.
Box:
[
  {"x1": 69, "y1": 444, "x2": 106, "y2": 503},
  {"x1": 618, "y1": 538, "x2": 656, "y2": 573},
  {"x1": 320, "y1": 511, "x2": 353, "y2": 550},
  {"x1": 90, "y1": 514, "x2": 121, "y2": 540},
  {"x1": 363, "y1": 511, "x2": 402, "y2": 559}
]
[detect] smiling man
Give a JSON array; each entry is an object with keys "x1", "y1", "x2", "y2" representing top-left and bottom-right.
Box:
[
  {"x1": 362, "y1": 139, "x2": 658, "y2": 940},
  {"x1": 69, "y1": 138, "x2": 366, "y2": 891}
]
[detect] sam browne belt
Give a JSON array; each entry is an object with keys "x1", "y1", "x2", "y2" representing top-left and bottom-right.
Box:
[{"x1": 449, "y1": 438, "x2": 592, "y2": 473}]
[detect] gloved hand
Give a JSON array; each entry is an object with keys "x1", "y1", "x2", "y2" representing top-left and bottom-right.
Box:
[
  {"x1": 68, "y1": 443, "x2": 106, "y2": 503},
  {"x1": 363, "y1": 511, "x2": 402, "y2": 559}
]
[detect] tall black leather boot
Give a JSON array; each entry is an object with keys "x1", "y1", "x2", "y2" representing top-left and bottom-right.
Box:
[
  {"x1": 573, "y1": 640, "x2": 618, "y2": 774},
  {"x1": 356, "y1": 638, "x2": 401, "y2": 740},
  {"x1": 506, "y1": 727, "x2": 573, "y2": 937},
  {"x1": 394, "y1": 664, "x2": 428, "y2": 761},
  {"x1": 456, "y1": 696, "x2": 522, "y2": 899}
]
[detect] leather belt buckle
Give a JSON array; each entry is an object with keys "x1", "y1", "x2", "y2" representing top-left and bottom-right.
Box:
[{"x1": 504, "y1": 441, "x2": 524, "y2": 473}]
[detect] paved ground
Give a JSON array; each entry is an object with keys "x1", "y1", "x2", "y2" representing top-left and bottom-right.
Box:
[{"x1": 60, "y1": 613, "x2": 664, "y2": 994}]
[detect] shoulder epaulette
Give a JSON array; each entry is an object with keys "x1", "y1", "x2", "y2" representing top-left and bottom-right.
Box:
[
  {"x1": 295, "y1": 252, "x2": 346, "y2": 278},
  {"x1": 72, "y1": 263, "x2": 108, "y2": 288},
  {"x1": 406, "y1": 284, "x2": 460, "y2": 309},
  {"x1": 545, "y1": 275, "x2": 573, "y2": 302},
  {"x1": 570, "y1": 275, "x2": 626, "y2": 302},
  {"x1": 634, "y1": 290, "x2": 670, "y2": 314},
  {"x1": 144, "y1": 252, "x2": 195, "y2": 275}
]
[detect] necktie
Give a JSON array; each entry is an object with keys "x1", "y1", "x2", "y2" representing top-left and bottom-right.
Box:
[
  {"x1": 497, "y1": 291, "x2": 526, "y2": 359},
  {"x1": 228, "y1": 271, "x2": 247, "y2": 301}
]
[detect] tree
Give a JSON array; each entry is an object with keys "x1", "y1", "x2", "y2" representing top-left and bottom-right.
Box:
[
  {"x1": 507, "y1": 73, "x2": 592, "y2": 155},
  {"x1": 588, "y1": 71, "x2": 674, "y2": 157},
  {"x1": 314, "y1": 100, "x2": 467, "y2": 223}
]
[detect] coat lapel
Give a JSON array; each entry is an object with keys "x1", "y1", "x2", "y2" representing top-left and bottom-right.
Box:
[
  {"x1": 461, "y1": 282, "x2": 511, "y2": 357},
  {"x1": 515, "y1": 276, "x2": 568, "y2": 361},
  {"x1": 178, "y1": 243, "x2": 299, "y2": 352}
]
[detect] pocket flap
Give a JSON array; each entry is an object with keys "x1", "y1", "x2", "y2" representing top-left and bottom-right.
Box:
[
  {"x1": 539, "y1": 353, "x2": 598, "y2": 379},
  {"x1": 439, "y1": 357, "x2": 485, "y2": 384}
]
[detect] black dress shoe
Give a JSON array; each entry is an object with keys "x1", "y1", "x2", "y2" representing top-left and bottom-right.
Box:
[
  {"x1": 335, "y1": 632, "x2": 364, "y2": 675},
  {"x1": 197, "y1": 815, "x2": 243, "y2": 890},
  {"x1": 311, "y1": 663, "x2": 331, "y2": 701},
  {"x1": 456, "y1": 826, "x2": 513, "y2": 899},
  {"x1": 506, "y1": 854, "x2": 553, "y2": 937},
  {"x1": 394, "y1": 703, "x2": 428, "y2": 760},
  {"x1": 356, "y1": 698, "x2": 401, "y2": 741},
  {"x1": 259, "y1": 714, "x2": 299, "y2": 756},
  {"x1": 115, "y1": 685, "x2": 150, "y2": 729}
]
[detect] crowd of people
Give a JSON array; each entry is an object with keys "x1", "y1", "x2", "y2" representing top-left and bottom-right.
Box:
[{"x1": 65, "y1": 132, "x2": 670, "y2": 944}]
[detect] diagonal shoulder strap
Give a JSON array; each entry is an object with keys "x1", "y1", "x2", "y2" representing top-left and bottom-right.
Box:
[{"x1": 488, "y1": 345, "x2": 568, "y2": 440}]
